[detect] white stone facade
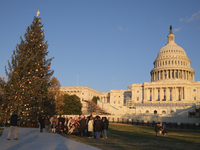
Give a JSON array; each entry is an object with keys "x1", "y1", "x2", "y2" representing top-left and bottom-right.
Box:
[{"x1": 60, "y1": 26, "x2": 200, "y2": 116}]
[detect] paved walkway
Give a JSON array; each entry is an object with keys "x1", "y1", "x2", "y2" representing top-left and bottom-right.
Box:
[{"x1": 0, "y1": 127, "x2": 101, "y2": 150}]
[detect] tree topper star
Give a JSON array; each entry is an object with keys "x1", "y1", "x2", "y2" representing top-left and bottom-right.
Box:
[{"x1": 37, "y1": 10, "x2": 40, "y2": 17}]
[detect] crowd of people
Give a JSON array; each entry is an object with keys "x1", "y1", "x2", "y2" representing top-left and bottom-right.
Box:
[
  {"x1": 155, "y1": 122, "x2": 167, "y2": 136},
  {"x1": 38, "y1": 114, "x2": 109, "y2": 139}
]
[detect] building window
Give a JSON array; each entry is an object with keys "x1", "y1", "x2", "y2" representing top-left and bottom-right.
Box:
[
  {"x1": 154, "y1": 110, "x2": 157, "y2": 114},
  {"x1": 114, "y1": 101, "x2": 116, "y2": 104},
  {"x1": 194, "y1": 89, "x2": 196, "y2": 92},
  {"x1": 170, "y1": 89, "x2": 172, "y2": 101},
  {"x1": 150, "y1": 90, "x2": 152, "y2": 101},
  {"x1": 119, "y1": 96, "x2": 120, "y2": 98},
  {"x1": 118, "y1": 101, "x2": 120, "y2": 104},
  {"x1": 137, "y1": 97, "x2": 139, "y2": 101},
  {"x1": 168, "y1": 70, "x2": 170, "y2": 78},
  {"x1": 162, "y1": 111, "x2": 166, "y2": 115},
  {"x1": 171, "y1": 110, "x2": 174, "y2": 114},
  {"x1": 169, "y1": 61, "x2": 170, "y2": 65},
  {"x1": 194, "y1": 96, "x2": 196, "y2": 100},
  {"x1": 164, "y1": 89, "x2": 166, "y2": 100},
  {"x1": 176, "y1": 71, "x2": 178, "y2": 78},
  {"x1": 158, "y1": 90, "x2": 160, "y2": 101},
  {"x1": 172, "y1": 71, "x2": 174, "y2": 78},
  {"x1": 178, "y1": 89, "x2": 181, "y2": 101},
  {"x1": 146, "y1": 110, "x2": 149, "y2": 114}
]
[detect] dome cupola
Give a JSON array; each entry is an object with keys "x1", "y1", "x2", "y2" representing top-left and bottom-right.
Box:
[{"x1": 150, "y1": 26, "x2": 195, "y2": 82}]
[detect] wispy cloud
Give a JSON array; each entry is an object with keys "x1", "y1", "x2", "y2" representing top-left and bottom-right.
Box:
[
  {"x1": 173, "y1": 27, "x2": 182, "y2": 33},
  {"x1": 111, "y1": 77, "x2": 116, "y2": 80},
  {"x1": 117, "y1": 25, "x2": 124, "y2": 30},
  {"x1": 180, "y1": 10, "x2": 200, "y2": 22}
]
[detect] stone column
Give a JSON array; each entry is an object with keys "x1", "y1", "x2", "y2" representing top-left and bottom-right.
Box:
[
  {"x1": 193, "y1": 73, "x2": 195, "y2": 82},
  {"x1": 170, "y1": 70, "x2": 172, "y2": 79},
  {"x1": 181, "y1": 70, "x2": 183, "y2": 79},
  {"x1": 181, "y1": 87, "x2": 183, "y2": 100}
]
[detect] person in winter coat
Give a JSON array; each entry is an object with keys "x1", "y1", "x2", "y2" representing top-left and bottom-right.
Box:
[
  {"x1": 155, "y1": 123, "x2": 162, "y2": 136},
  {"x1": 7, "y1": 110, "x2": 20, "y2": 140},
  {"x1": 162, "y1": 122, "x2": 168, "y2": 136},
  {"x1": 39, "y1": 114, "x2": 45, "y2": 132},
  {"x1": 51, "y1": 121, "x2": 57, "y2": 133},
  {"x1": 79, "y1": 116, "x2": 86, "y2": 137},
  {"x1": 88, "y1": 116, "x2": 94, "y2": 138},
  {"x1": 95, "y1": 117, "x2": 102, "y2": 139},
  {"x1": 44, "y1": 116, "x2": 50, "y2": 132},
  {"x1": 102, "y1": 117, "x2": 109, "y2": 139}
]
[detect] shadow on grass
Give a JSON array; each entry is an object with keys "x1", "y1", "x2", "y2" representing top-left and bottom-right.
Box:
[{"x1": 61, "y1": 124, "x2": 200, "y2": 150}]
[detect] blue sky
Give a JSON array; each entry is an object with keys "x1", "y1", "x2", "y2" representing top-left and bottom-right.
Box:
[{"x1": 0, "y1": 0, "x2": 200, "y2": 92}]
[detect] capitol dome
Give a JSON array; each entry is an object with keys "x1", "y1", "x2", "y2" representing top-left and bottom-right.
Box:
[{"x1": 150, "y1": 26, "x2": 195, "y2": 82}]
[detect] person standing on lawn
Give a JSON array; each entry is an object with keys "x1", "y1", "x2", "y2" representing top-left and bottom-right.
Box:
[
  {"x1": 95, "y1": 116, "x2": 102, "y2": 139},
  {"x1": 7, "y1": 110, "x2": 20, "y2": 140},
  {"x1": 102, "y1": 117, "x2": 109, "y2": 139}
]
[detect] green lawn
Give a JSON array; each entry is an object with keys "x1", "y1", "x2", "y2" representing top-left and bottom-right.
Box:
[{"x1": 61, "y1": 123, "x2": 200, "y2": 150}]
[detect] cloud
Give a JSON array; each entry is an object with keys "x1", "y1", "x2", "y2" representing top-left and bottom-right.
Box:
[
  {"x1": 180, "y1": 10, "x2": 200, "y2": 22},
  {"x1": 117, "y1": 25, "x2": 124, "y2": 30},
  {"x1": 173, "y1": 27, "x2": 182, "y2": 33},
  {"x1": 111, "y1": 77, "x2": 116, "y2": 80}
]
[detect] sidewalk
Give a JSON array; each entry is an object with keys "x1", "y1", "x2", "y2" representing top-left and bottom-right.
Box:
[{"x1": 0, "y1": 127, "x2": 101, "y2": 150}]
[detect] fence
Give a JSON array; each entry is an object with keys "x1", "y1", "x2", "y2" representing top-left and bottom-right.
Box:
[{"x1": 107, "y1": 117, "x2": 200, "y2": 130}]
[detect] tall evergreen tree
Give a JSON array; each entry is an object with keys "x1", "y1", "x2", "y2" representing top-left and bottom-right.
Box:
[{"x1": 0, "y1": 12, "x2": 54, "y2": 123}]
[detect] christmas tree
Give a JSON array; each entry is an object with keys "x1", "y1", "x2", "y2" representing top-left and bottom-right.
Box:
[{"x1": 0, "y1": 11, "x2": 54, "y2": 124}]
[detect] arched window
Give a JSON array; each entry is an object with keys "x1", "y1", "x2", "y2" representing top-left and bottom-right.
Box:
[
  {"x1": 154, "y1": 110, "x2": 157, "y2": 115},
  {"x1": 150, "y1": 90, "x2": 152, "y2": 101},
  {"x1": 146, "y1": 110, "x2": 149, "y2": 114},
  {"x1": 170, "y1": 110, "x2": 174, "y2": 114},
  {"x1": 162, "y1": 111, "x2": 166, "y2": 115},
  {"x1": 158, "y1": 90, "x2": 160, "y2": 101}
]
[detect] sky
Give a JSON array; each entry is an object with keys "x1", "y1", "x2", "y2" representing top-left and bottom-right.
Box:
[{"x1": 0, "y1": 0, "x2": 200, "y2": 92}]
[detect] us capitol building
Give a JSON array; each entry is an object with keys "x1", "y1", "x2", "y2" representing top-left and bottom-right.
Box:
[{"x1": 60, "y1": 26, "x2": 200, "y2": 117}]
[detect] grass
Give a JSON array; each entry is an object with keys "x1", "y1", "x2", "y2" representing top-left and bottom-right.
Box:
[{"x1": 61, "y1": 123, "x2": 200, "y2": 150}]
